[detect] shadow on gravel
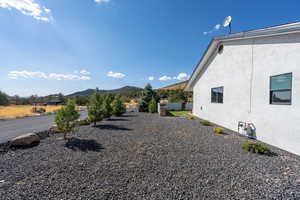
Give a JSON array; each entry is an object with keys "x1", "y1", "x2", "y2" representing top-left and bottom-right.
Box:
[
  {"x1": 11, "y1": 142, "x2": 40, "y2": 150},
  {"x1": 266, "y1": 152, "x2": 279, "y2": 157},
  {"x1": 65, "y1": 138, "x2": 104, "y2": 152},
  {"x1": 107, "y1": 118, "x2": 129, "y2": 122},
  {"x1": 95, "y1": 124, "x2": 132, "y2": 131},
  {"x1": 120, "y1": 114, "x2": 138, "y2": 118}
]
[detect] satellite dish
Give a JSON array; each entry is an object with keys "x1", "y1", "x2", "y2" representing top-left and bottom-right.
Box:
[{"x1": 223, "y1": 16, "x2": 232, "y2": 33}]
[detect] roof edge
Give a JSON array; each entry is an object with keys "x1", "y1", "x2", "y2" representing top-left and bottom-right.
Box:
[{"x1": 185, "y1": 21, "x2": 300, "y2": 91}]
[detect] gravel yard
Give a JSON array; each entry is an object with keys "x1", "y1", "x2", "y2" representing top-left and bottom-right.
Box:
[{"x1": 0, "y1": 112, "x2": 299, "y2": 199}]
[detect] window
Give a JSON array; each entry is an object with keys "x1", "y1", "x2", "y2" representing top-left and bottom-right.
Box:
[
  {"x1": 211, "y1": 87, "x2": 224, "y2": 103},
  {"x1": 270, "y1": 73, "x2": 292, "y2": 105}
]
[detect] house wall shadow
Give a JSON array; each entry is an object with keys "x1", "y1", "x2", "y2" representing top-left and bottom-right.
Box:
[{"x1": 65, "y1": 138, "x2": 104, "y2": 152}]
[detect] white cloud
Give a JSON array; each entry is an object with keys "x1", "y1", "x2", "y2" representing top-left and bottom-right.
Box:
[
  {"x1": 159, "y1": 75, "x2": 172, "y2": 81},
  {"x1": 174, "y1": 73, "x2": 190, "y2": 81},
  {"x1": 8, "y1": 70, "x2": 91, "y2": 81},
  {"x1": 158, "y1": 73, "x2": 190, "y2": 81},
  {"x1": 0, "y1": 0, "x2": 53, "y2": 22},
  {"x1": 95, "y1": 0, "x2": 111, "y2": 3},
  {"x1": 148, "y1": 76, "x2": 154, "y2": 81},
  {"x1": 215, "y1": 24, "x2": 221, "y2": 30},
  {"x1": 79, "y1": 69, "x2": 90, "y2": 75},
  {"x1": 107, "y1": 71, "x2": 126, "y2": 79}
]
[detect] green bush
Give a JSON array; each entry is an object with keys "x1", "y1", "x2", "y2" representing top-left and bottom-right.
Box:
[
  {"x1": 214, "y1": 127, "x2": 224, "y2": 134},
  {"x1": 55, "y1": 100, "x2": 80, "y2": 140},
  {"x1": 242, "y1": 141, "x2": 271, "y2": 155},
  {"x1": 148, "y1": 97, "x2": 157, "y2": 113},
  {"x1": 112, "y1": 95, "x2": 126, "y2": 116},
  {"x1": 186, "y1": 114, "x2": 194, "y2": 120},
  {"x1": 200, "y1": 120, "x2": 212, "y2": 126}
]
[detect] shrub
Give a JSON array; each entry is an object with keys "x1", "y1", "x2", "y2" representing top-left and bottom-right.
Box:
[
  {"x1": 214, "y1": 127, "x2": 224, "y2": 134},
  {"x1": 112, "y1": 95, "x2": 126, "y2": 116},
  {"x1": 242, "y1": 141, "x2": 272, "y2": 155},
  {"x1": 148, "y1": 97, "x2": 157, "y2": 113},
  {"x1": 88, "y1": 88, "x2": 103, "y2": 126},
  {"x1": 32, "y1": 107, "x2": 46, "y2": 114},
  {"x1": 55, "y1": 100, "x2": 80, "y2": 140},
  {"x1": 200, "y1": 120, "x2": 212, "y2": 126},
  {"x1": 186, "y1": 114, "x2": 194, "y2": 120}
]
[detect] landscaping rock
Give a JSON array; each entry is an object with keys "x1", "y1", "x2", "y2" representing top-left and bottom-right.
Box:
[
  {"x1": 10, "y1": 133, "x2": 40, "y2": 147},
  {"x1": 0, "y1": 113, "x2": 299, "y2": 199}
]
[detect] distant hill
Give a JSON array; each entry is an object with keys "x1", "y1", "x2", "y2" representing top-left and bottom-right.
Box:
[
  {"x1": 68, "y1": 86, "x2": 143, "y2": 97},
  {"x1": 159, "y1": 81, "x2": 188, "y2": 90}
]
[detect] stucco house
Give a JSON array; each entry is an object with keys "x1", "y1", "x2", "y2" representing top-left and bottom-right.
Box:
[{"x1": 185, "y1": 22, "x2": 300, "y2": 155}]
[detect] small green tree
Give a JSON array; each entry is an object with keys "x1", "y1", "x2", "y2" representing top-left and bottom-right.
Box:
[
  {"x1": 148, "y1": 97, "x2": 157, "y2": 113},
  {"x1": 139, "y1": 84, "x2": 157, "y2": 112},
  {"x1": 101, "y1": 94, "x2": 113, "y2": 118},
  {"x1": 55, "y1": 99, "x2": 80, "y2": 140},
  {"x1": 112, "y1": 95, "x2": 126, "y2": 116},
  {"x1": 88, "y1": 88, "x2": 103, "y2": 126}
]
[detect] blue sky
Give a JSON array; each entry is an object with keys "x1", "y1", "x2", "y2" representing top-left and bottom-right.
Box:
[{"x1": 0, "y1": 0, "x2": 299, "y2": 96}]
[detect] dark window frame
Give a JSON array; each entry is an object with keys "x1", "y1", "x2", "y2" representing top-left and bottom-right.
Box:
[
  {"x1": 269, "y1": 72, "x2": 292, "y2": 105},
  {"x1": 211, "y1": 86, "x2": 224, "y2": 104}
]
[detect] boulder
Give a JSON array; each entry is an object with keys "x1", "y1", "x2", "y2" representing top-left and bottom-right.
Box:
[{"x1": 10, "y1": 133, "x2": 40, "y2": 147}]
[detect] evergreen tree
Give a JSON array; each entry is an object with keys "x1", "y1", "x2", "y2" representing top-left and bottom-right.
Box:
[
  {"x1": 148, "y1": 96, "x2": 157, "y2": 113},
  {"x1": 58, "y1": 93, "x2": 66, "y2": 104},
  {"x1": 112, "y1": 95, "x2": 126, "y2": 116},
  {"x1": 88, "y1": 88, "x2": 103, "y2": 126},
  {"x1": 55, "y1": 99, "x2": 80, "y2": 140},
  {"x1": 139, "y1": 84, "x2": 157, "y2": 112},
  {"x1": 101, "y1": 94, "x2": 113, "y2": 118},
  {"x1": 0, "y1": 91, "x2": 9, "y2": 106}
]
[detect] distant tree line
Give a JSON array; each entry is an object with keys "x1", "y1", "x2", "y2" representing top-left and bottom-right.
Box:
[
  {"x1": 0, "y1": 86, "x2": 192, "y2": 107},
  {"x1": 0, "y1": 91, "x2": 9, "y2": 106},
  {"x1": 157, "y1": 89, "x2": 193, "y2": 103}
]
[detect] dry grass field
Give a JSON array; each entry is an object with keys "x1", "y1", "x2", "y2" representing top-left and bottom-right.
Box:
[
  {"x1": 124, "y1": 99, "x2": 138, "y2": 108},
  {"x1": 0, "y1": 105, "x2": 63, "y2": 119}
]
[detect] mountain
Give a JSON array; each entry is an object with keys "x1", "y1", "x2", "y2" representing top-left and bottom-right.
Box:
[
  {"x1": 68, "y1": 86, "x2": 143, "y2": 97},
  {"x1": 159, "y1": 81, "x2": 188, "y2": 90}
]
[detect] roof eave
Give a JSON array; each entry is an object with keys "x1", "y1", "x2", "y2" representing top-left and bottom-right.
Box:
[{"x1": 185, "y1": 21, "x2": 300, "y2": 91}]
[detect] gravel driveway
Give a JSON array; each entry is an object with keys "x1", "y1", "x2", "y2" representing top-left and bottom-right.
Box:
[{"x1": 0, "y1": 112, "x2": 299, "y2": 199}]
